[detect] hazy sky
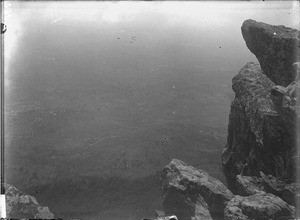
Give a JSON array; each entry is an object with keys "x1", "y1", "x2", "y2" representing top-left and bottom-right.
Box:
[
  {"x1": 3, "y1": 1, "x2": 299, "y2": 62},
  {"x1": 2, "y1": 1, "x2": 299, "y2": 91}
]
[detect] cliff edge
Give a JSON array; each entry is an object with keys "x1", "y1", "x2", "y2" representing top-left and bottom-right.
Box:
[
  {"x1": 156, "y1": 19, "x2": 299, "y2": 220},
  {"x1": 241, "y1": 19, "x2": 299, "y2": 86},
  {"x1": 222, "y1": 19, "x2": 299, "y2": 193},
  {"x1": 222, "y1": 62, "x2": 297, "y2": 192}
]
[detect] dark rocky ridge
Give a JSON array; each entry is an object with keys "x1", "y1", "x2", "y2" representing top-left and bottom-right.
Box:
[
  {"x1": 241, "y1": 19, "x2": 300, "y2": 86},
  {"x1": 236, "y1": 172, "x2": 298, "y2": 206},
  {"x1": 222, "y1": 62, "x2": 296, "y2": 192},
  {"x1": 223, "y1": 19, "x2": 299, "y2": 193},
  {"x1": 157, "y1": 20, "x2": 299, "y2": 220},
  {"x1": 221, "y1": 19, "x2": 299, "y2": 219},
  {"x1": 160, "y1": 160, "x2": 296, "y2": 220},
  {"x1": 224, "y1": 193, "x2": 295, "y2": 220}
]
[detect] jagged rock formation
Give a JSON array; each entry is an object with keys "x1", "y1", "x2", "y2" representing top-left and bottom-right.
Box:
[
  {"x1": 4, "y1": 183, "x2": 55, "y2": 219},
  {"x1": 241, "y1": 19, "x2": 300, "y2": 86},
  {"x1": 224, "y1": 193, "x2": 295, "y2": 220},
  {"x1": 221, "y1": 18, "x2": 299, "y2": 220},
  {"x1": 222, "y1": 62, "x2": 296, "y2": 192},
  {"x1": 161, "y1": 159, "x2": 233, "y2": 219},
  {"x1": 236, "y1": 172, "x2": 298, "y2": 206},
  {"x1": 160, "y1": 159, "x2": 296, "y2": 220},
  {"x1": 158, "y1": 20, "x2": 299, "y2": 220}
]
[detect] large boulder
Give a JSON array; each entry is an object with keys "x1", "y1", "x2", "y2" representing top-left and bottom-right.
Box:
[
  {"x1": 224, "y1": 193, "x2": 295, "y2": 220},
  {"x1": 4, "y1": 183, "x2": 55, "y2": 219},
  {"x1": 241, "y1": 19, "x2": 300, "y2": 86},
  {"x1": 161, "y1": 159, "x2": 233, "y2": 219},
  {"x1": 222, "y1": 62, "x2": 296, "y2": 192}
]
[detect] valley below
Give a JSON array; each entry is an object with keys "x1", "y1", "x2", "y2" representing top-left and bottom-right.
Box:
[{"x1": 5, "y1": 69, "x2": 229, "y2": 219}]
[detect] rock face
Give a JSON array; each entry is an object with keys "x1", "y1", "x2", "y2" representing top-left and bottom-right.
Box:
[
  {"x1": 235, "y1": 175, "x2": 264, "y2": 196},
  {"x1": 160, "y1": 160, "x2": 297, "y2": 220},
  {"x1": 222, "y1": 62, "x2": 296, "y2": 192},
  {"x1": 224, "y1": 193, "x2": 295, "y2": 220},
  {"x1": 4, "y1": 183, "x2": 55, "y2": 219},
  {"x1": 221, "y1": 19, "x2": 299, "y2": 220},
  {"x1": 161, "y1": 159, "x2": 233, "y2": 220},
  {"x1": 158, "y1": 20, "x2": 298, "y2": 220},
  {"x1": 271, "y1": 78, "x2": 300, "y2": 137},
  {"x1": 156, "y1": 20, "x2": 299, "y2": 220},
  {"x1": 236, "y1": 172, "x2": 298, "y2": 206},
  {"x1": 241, "y1": 19, "x2": 300, "y2": 86}
]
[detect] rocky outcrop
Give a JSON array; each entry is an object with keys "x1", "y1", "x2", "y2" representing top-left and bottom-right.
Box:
[
  {"x1": 4, "y1": 183, "x2": 55, "y2": 219},
  {"x1": 220, "y1": 20, "x2": 299, "y2": 219},
  {"x1": 224, "y1": 193, "x2": 295, "y2": 220},
  {"x1": 241, "y1": 19, "x2": 300, "y2": 86},
  {"x1": 222, "y1": 62, "x2": 296, "y2": 192},
  {"x1": 158, "y1": 20, "x2": 298, "y2": 220},
  {"x1": 160, "y1": 160, "x2": 296, "y2": 220},
  {"x1": 236, "y1": 172, "x2": 298, "y2": 206},
  {"x1": 161, "y1": 159, "x2": 233, "y2": 219}
]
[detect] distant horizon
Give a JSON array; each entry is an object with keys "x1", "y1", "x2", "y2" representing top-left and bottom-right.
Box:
[{"x1": 3, "y1": 1, "x2": 299, "y2": 75}]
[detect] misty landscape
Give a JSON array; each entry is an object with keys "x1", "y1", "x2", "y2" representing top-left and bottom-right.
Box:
[{"x1": 3, "y1": 1, "x2": 298, "y2": 220}]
